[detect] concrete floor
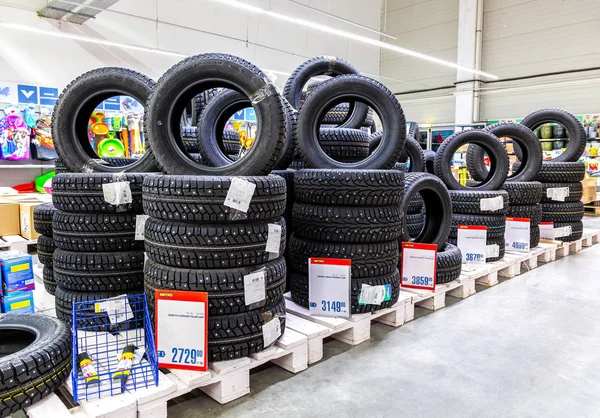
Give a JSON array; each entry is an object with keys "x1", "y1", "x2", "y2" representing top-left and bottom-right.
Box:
[{"x1": 164, "y1": 218, "x2": 600, "y2": 417}]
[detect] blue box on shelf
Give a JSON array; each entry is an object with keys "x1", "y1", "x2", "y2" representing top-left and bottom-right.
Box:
[
  {"x1": 0, "y1": 250, "x2": 34, "y2": 294},
  {"x1": 1, "y1": 290, "x2": 34, "y2": 313}
]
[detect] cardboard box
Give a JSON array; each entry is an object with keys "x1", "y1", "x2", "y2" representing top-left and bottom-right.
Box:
[
  {"x1": 0, "y1": 199, "x2": 20, "y2": 236},
  {"x1": 581, "y1": 178, "x2": 597, "y2": 203},
  {"x1": 18, "y1": 199, "x2": 45, "y2": 239},
  {"x1": 0, "y1": 251, "x2": 34, "y2": 294},
  {"x1": 1, "y1": 290, "x2": 34, "y2": 313}
]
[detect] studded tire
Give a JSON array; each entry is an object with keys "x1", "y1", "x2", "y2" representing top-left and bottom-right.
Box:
[
  {"x1": 398, "y1": 137, "x2": 425, "y2": 172},
  {"x1": 540, "y1": 182, "x2": 583, "y2": 203},
  {"x1": 33, "y1": 203, "x2": 56, "y2": 236},
  {"x1": 448, "y1": 190, "x2": 509, "y2": 215},
  {"x1": 501, "y1": 181, "x2": 543, "y2": 205},
  {"x1": 37, "y1": 235, "x2": 55, "y2": 266},
  {"x1": 43, "y1": 265, "x2": 57, "y2": 296},
  {"x1": 553, "y1": 221, "x2": 583, "y2": 242},
  {"x1": 513, "y1": 161, "x2": 585, "y2": 183},
  {"x1": 541, "y1": 201, "x2": 584, "y2": 223}
]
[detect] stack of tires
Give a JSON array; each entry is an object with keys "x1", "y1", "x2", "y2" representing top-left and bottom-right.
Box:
[
  {"x1": 51, "y1": 173, "x2": 146, "y2": 324},
  {"x1": 33, "y1": 203, "x2": 57, "y2": 295},
  {"x1": 142, "y1": 175, "x2": 287, "y2": 361},
  {"x1": 503, "y1": 182, "x2": 543, "y2": 247},
  {"x1": 288, "y1": 169, "x2": 402, "y2": 313}
]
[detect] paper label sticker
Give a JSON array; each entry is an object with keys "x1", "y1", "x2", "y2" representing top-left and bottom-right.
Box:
[
  {"x1": 309, "y1": 258, "x2": 351, "y2": 318},
  {"x1": 401, "y1": 243, "x2": 437, "y2": 290},
  {"x1": 265, "y1": 223, "x2": 282, "y2": 254},
  {"x1": 547, "y1": 187, "x2": 569, "y2": 202},
  {"x1": 480, "y1": 196, "x2": 504, "y2": 212},
  {"x1": 102, "y1": 182, "x2": 132, "y2": 206},
  {"x1": 135, "y1": 215, "x2": 149, "y2": 240},
  {"x1": 554, "y1": 226, "x2": 572, "y2": 238},
  {"x1": 505, "y1": 217, "x2": 531, "y2": 252},
  {"x1": 224, "y1": 178, "x2": 256, "y2": 213},
  {"x1": 244, "y1": 270, "x2": 266, "y2": 305},
  {"x1": 486, "y1": 244, "x2": 500, "y2": 258},
  {"x1": 539, "y1": 222, "x2": 554, "y2": 240},
  {"x1": 94, "y1": 296, "x2": 133, "y2": 324},
  {"x1": 457, "y1": 225, "x2": 487, "y2": 264},
  {"x1": 263, "y1": 316, "x2": 282, "y2": 347},
  {"x1": 357, "y1": 284, "x2": 385, "y2": 306}
]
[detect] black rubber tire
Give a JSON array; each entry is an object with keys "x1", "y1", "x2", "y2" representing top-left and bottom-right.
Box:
[
  {"x1": 408, "y1": 122, "x2": 420, "y2": 140},
  {"x1": 294, "y1": 169, "x2": 404, "y2": 206},
  {"x1": 0, "y1": 314, "x2": 71, "y2": 417},
  {"x1": 289, "y1": 159, "x2": 306, "y2": 170},
  {"x1": 144, "y1": 257, "x2": 286, "y2": 316},
  {"x1": 424, "y1": 150, "x2": 436, "y2": 174},
  {"x1": 37, "y1": 235, "x2": 54, "y2": 265},
  {"x1": 288, "y1": 234, "x2": 398, "y2": 278},
  {"x1": 52, "y1": 173, "x2": 148, "y2": 214},
  {"x1": 146, "y1": 54, "x2": 285, "y2": 176},
  {"x1": 142, "y1": 175, "x2": 286, "y2": 223},
  {"x1": 33, "y1": 203, "x2": 56, "y2": 237},
  {"x1": 467, "y1": 123, "x2": 542, "y2": 182},
  {"x1": 43, "y1": 265, "x2": 57, "y2": 296},
  {"x1": 398, "y1": 137, "x2": 425, "y2": 172},
  {"x1": 54, "y1": 158, "x2": 69, "y2": 174},
  {"x1": 193, "y1": 88, "x2": 219, "y2": 125},
  {"x1": 368, "y1": 130, "x2": 383, "y2": 153},
  {"x1": 103, "y1": 157, "x2": 140, "y2": 168},
  {"x1": 400, "y1": 173, "x2": 452, "y2": 250},
  {"x1": 513, "y1": 161, "x2": 586, "y2": 183},
  {"x1": 289, "y1": 269, "x2": 400, "y2": 314},
  {"x1": 435, "y1": 130, "x2": 509, "y2": 190},
  {"x1": 53, "y1": 249, "x2": 144, "y2": 292},
  {"x1": 292, "y1": 203, "x2": 403, "y2": 243},
  {"x1": 406, "y1": 212, "x2": 424, "y2": 238},
  {"x1": 55, "y1": 287, "x2": 144, "y2": 331},
  {"x1": 52, "y1": 211, "x2": 143, "y2": 252},
  {"x1": 296, "y1": 75, "x2": 405, "y2": 169},
  {"x1": 399, "y1": 243, "x2": 461, "y2": 284},
  {"x1": 145, "y1": 217, "x2": 286, "y2": 269},
  {"x1": 449, "y1": 213, "x2": 506, "y2": 239},
  {"x1": 501, "y1": 181, "x2": 543, "y2": 205},
  {"x1": 531, "y1": 225, "x2": 540, "y2": 248},
  {"x1": 52, "y1": 67, "x2": 157, "y2": 173},
  {"x1": 541, "y1": 201, "x2": 584, "y2": 223},
  {"x1": 507, "y1": 204, "x2": 542, "y2": 227},
  {"x1": 182, "y1": 139, "x2": 200, "y2": 153},
  {"x1": 407, "y1": 195, "x2": 424, "y2": 214},
  {"x1": 553, "y1": 221, "x2": 583, "y2": 242},
  {"x1": 283, "y1": 56, "x2": 368, "y2": 129},
  {"x1": 521, "y1": 108, "x2": 587, "y2": 162},
  {"x1": 540, "y1": 182, "x2": 583, "y2": 203},
  {"x1": 271, "y1": 170, "x2": 295, "y2": 220},
  {"x1": 180, "y1": 125, "x2": 197, "y2": 139},
  {"x1": 318, "y1": 128, "x2": 370, "y2": 161},
  {"x1": 449, "y1": 190, "x2": 509, "y2": 215}
]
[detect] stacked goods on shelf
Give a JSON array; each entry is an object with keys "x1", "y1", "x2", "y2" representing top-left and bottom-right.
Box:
[
  {"x1": 51, "y1": 173, "x2": 147, "y2": 324},
  {"x1": 271, "y1": 169, "x2": 296, "y2": 291},
  {"x1": 142, "y1": 175, "x2": 287, "y2": 361},
  {"x1": 288, "y1": 169, "x2": 403, "y2": 313},
  {"x1": 399, "y1": 173, "x2": 460, "y2": 283},
  {"x1": 33, "y1": 203, "x2": 57, "y2": 295},
  {"x1": 502, "y1": 182, "x2": 543, "y2": 247}
]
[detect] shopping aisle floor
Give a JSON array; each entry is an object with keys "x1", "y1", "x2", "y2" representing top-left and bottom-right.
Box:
[{"x1": 169, "y1": 218, "x2": 600, "y2": 418}]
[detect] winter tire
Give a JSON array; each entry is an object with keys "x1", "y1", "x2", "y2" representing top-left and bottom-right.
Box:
[
  {"x1": 449, "y1": 190, "x2": 509, "y2": 215},
  {"x1": 540, "y1": 182, "x2": 583, "y2": 203},
  {"x1": 398, "y1": 137, "x2": 425, "y2": 172},
  {"x1": 33, "y1": 203, "x2": 56, "y2": 237},
  {"x1": 501, "y1": 181, "x2": 543, "y2": 205},
  {"x1": 37, "y1": 235, "x2": 55, "y2": 265},
  {"x1": 507, "y1": 204, "x2": 542, "y2": 227},
  {"x1": 514, "y1": 161, "x2": 585, "y2": 183},
  {"x1": 553, "y1": 221, "x2": 583, "y2": 242},
  {"x1": 541, "y1": 201, "x2": 584, "y2": 223},
  {"x1": 43, "y1": 265, "x2": 57, "y2": 296}
]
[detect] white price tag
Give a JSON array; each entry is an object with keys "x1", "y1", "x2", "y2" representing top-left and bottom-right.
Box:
[
  {"x1": 480, "y1": 196, "x2": 504, "y2": 212},
  {"x1": 486, "y1": 244, "x2": 500, "y2": 258},
  {"x1": 243, "y1": 270, "x2": 266, "y2": 305},
  {"x1": 457, "y1": 225, "x2": 487, "y2": 264},
  {"x1": 94, "y1": 295, "x2": 133, "y2": 324},
  {"x1": 135, "y1": 215, "x2": 149, "y2": 240},
  {"x1": 102, "y1": 182, "x2": 132, "y2": 206},
  {"x1": 156, "y1": 291, "x2": 207, "y2": 371},
  {"x1": 263, "y1": 316, "x2": 282, "y2": 347},
  {"x1": 547, "y1": 187, "x2": 569, "y2": 202},
  {"x1": 224, "y1": 178, "x2": 256, "y2": 213},
  {"x1": 506, "y1": 217, "x2": 531, "y2": 252},
  {"x1": 265, "y1": 223, "x2": 282, "y2": 254},
  {"x1": 309, "y1": 258, "x2": 351, "y2": 318},
  {"x1": 539, "y1": 222, "x2": 555, "y2": 240},
  {"x1": 358, "y1": 284, "x2": 386, "y2": 306},
  {"x1": 554, "y1": 226, "x2": 572, "y2": 238},
  {"x1": 401, "y1": 243, "x2": 437, "y2": 290}
]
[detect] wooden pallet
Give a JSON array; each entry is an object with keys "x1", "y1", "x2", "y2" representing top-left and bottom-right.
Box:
[
  {"x1": 584, "y1": 205, "x2": 600, "y2": 216},
  {"x1": 0, "y1": 235, "x2": 37, "y2": 253}
]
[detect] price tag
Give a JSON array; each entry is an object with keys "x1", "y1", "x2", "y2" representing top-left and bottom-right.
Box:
[
  {"x1": 135, "y1": 215, "x2": 149, "y2": 240},
  {"x1": 480, "y1": 196, "x2": 504, "y2": 212},
  {"x1": 539, "y1": 222, "x2": 555, "y2": 240},
  {"x1": 457, "y1": 225, "x2": 487, "y2": 265},
  {"x1": 262, "y1": 316, "x2": 282, "y2": 347},
  {"x1": 400, "y1": 243, "x2": 437, "y2": 290},
  {"x1": 506, "y1": 217, "x2": 531, "y2": 252},
  {"x1": 94, "y1": 295, "x2": 133, "y2": 324},
  {"x1": 243, "y1": 270, "x2": 266, "y2": 305},
  {"x1": 554, "y1": 225, "x2": 572, "y2": 238},
  {"x1": 265, "y1": 223, "x2": 282, "y2": 254},
  {"x1": 308, "y1": 258, "x2": 351, "y2": 318},
  {"x1": 155, "y1": 290, "x2": 208, "y2": 371},
  {"x1": 102, "y1": 182, "x2": 132, "y2": 206},
  {"x1": 224, "y1": 178, "x2": 256, "y2": 213},
  {"x1": 547, "y1": 187, "x2": 569, "y2": 202}
]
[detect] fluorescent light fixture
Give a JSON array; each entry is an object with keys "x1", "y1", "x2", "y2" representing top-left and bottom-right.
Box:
[{"x1": 217, "y1": 0, "x2": 499, "y2": 80}]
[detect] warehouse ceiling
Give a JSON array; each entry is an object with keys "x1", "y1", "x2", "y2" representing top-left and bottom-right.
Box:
[{"x1": 38, "y1": 0, "x2": 119, "y2": 24}]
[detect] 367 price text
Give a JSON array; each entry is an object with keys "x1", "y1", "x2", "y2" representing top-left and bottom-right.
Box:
[{"x1": 465, "y1": 253, "x2": 484, "y2": 262}]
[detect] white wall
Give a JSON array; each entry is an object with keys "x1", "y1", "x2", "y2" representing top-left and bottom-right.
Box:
[{"x1": 0, "y1": 0, "x2": 382, "y2": 91}]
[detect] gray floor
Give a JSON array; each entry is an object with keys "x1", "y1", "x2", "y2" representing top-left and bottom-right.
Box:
[{"x1": 166, "y1": 218, "x2": 600, "y2": 418}]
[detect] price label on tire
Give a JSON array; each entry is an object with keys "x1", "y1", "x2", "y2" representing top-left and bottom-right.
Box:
[
  {"x1": 401, "y1": 243, "x2": 437, "y2": 290},
  {"x1": 505, "y1": 217, "x2": 530, "y2": 252},
  {"x1": 457, "y1": 225, "x2": 487, "y2": 265},
  {"x1": 308, "y1": 258, "x2": 351, "y2": 318},
  {"x1": 155, "y1": 290, "x2": 208, "y2": 371},
  {"x1": 539, "y1": 222, "x2": 555, "y2": 240}
]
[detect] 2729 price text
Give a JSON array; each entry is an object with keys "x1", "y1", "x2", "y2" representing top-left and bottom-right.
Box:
[{"x1": 171, "y1": 347, "x2": 203, "y2": 365}]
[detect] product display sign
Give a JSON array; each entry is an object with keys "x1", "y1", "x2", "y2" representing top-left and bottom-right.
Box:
[
  {"x1": 457, "y1": 225, "x2": 487, "y2": 265},
  {"x1": 308, "y1": 258, "x2": 351, "y2": 318},
  {"x1": 539, "y1": 222, "x2": 555, "y2": 240},
  {"x1": 505, "y1": 217, "x2": 531, "y2": 251},
  {"x1": 155, "y1": 290, "x2": 208, "y2": 371},
  {"x1": 400, "y1": 242, "x2": 437, "y2": 291}
]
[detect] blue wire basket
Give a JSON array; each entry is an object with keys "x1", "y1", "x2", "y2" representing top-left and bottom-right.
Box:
[{"x1": 71, "y1": 293, "x2": 158, "y2": 402}]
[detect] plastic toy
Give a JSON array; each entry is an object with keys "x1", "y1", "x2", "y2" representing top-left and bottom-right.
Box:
[
  {"x1": 0, "y1": 104, "x2": 30, "y2": 160},
  {"x1": 31, "y1": 116, "x2": 58, "y2": 160},
  {"x1": 23, "y1": 105, "x2": 37, "y2": 128},
  {"x1": 35, "y1": 171, "x2": 54, "y2": 193},
  {"x1": 97, "y1": 135, "x2": 125, "y2": 157}
]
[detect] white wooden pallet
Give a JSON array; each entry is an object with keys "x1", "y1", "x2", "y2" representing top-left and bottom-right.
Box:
[{"x1": 0, "y1": 234, "x2": 37, "y2": 253}]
